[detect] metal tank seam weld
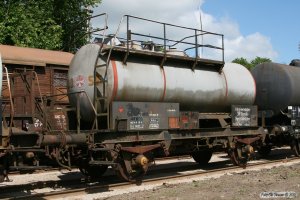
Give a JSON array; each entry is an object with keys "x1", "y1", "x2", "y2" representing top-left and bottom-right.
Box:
[
  {"x1": 250, "y1": 73, "x2": 257, "y2": 103},
  {"x1": 160, "y1": 66, "x2": 166, "y2": 101},
  {"x1": 222, "y1": 71, "x2": 229, "y2": 100},
  {"x1": 111, "y1": 59, "x2": 118, "y2": 103}
]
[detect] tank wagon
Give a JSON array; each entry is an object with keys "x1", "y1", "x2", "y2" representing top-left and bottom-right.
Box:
[
  {"x1": 66, "y1": 15, "x2": 266, "y2": 181},
  {"x1": 0, "y1": 14, "x2": 298, "y2": 182},
  {"x1": 252, "y1": 62, "x2": 300, "y2": 156}
]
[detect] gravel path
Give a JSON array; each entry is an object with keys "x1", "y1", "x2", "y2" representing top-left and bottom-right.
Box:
[{"x1": 94, "y1": 160, "x2": 300, "y2": 200}]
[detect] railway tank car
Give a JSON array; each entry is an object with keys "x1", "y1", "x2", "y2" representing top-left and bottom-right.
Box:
[
  {"x1": 252, "y1": 62, "x2": 300, "y2": 114},
  {"x1": 3, "y1": 14, "x2": 296, "y2": 183},
  {"x1": 251, "y1": 62, "x2": 300, "y2": 156},
  {"x1": 63, "y1": 15, "x2": 268, "y2": 181},
  {"x1": 68, "y1": 44, "x2": 256, "y2": 121}
]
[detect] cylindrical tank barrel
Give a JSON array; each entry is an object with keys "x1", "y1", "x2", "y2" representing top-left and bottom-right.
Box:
[
  {"x1": 251, "y1": 62, "x2": 300, "y2": 114},
  {"x1": 290, "y1": 59, "x2": 300, "y2": 67},
  {"x1": 68, "y1": 44, "x2": 256, "y2": 121}
]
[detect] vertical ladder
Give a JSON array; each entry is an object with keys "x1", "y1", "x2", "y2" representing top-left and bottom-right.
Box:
[
  {"x1": 92, "y1": 13, "x2": 110, "y2": 130},
  {"x1": 93, "y1": 51, "x2": 109, "y2": 130},
  {"x1": 92, "y1": 40, "x2": 115, "y2": 130},
  {"x1": 92, "y1": 14, "x2": 124, "y2": 131}
]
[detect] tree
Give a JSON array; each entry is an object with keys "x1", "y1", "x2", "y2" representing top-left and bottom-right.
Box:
[
  {"x1": 231, "y1": 57, "x2": 251, "y2": 69},
  {"x1": 232, "y1": 57, "x2": 271, "y2": 70},
  {"x1": 250, "y1": 57, "x2": 271, "y2": 67},
  {"x1": 0, "y1": 1, "x2": 63, "y2": 50},
  {"x1": 0, "y1": 0, "x2": 101, "y2": 51},
  {"x1": 52, "y1": 0, "x2": 101, "y2": 52}
]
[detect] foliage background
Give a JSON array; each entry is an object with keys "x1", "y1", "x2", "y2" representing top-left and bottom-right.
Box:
[
  {"x1": 0, "y1": 0, "x2": 101, "y2": 52},
  {"x1": 232, "y1": 57, "x2": 272, "y2": 70}
]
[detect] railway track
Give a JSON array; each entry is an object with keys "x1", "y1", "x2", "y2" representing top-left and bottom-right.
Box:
[
  {"x1": 9, "y1": 167, "x2": 65, "y2": 176},
  {"x1": 9, "y1": 155, "x2": 191, "y2": 177},
  {"x1": 8, "y1": 155, "x2": 191, "y2": 176},
  {"x1": 1, "y1": 154, "x2": 299, "y2": 200}
]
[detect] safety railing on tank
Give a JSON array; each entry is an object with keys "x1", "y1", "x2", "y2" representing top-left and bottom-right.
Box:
[
  {"x1": 89, "y1": 13, "x2": 108, "y2": 40},
  {"x1": 68, "y1": 13, "x2": 108, "y2": 52},
  {"x1": 121, "y1": 15, "x2": 224, "y2": 68},
  {"x1": 88, "y1": 13, "x2": 108, "y2": 37}
]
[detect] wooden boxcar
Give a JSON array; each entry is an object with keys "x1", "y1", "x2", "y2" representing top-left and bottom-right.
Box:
[{"x1": 0, "y1": 45, "x2": 73, "y2": 131}]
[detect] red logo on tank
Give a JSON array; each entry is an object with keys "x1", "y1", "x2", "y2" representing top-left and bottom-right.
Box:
[
  {"x1": 118, "y1": 106, "x2": 124, "y2": 113},
  {"x1": 74, "y1": 75, "x2": 85, "y2": 88}
]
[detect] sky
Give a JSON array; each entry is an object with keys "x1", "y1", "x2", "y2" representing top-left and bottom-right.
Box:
[{"x1": 93, "y1": 0, "x2": 300, "y2": 64}]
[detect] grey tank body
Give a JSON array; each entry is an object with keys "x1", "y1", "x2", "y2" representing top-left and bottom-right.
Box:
[
  {"x1": 251, "y1": 62, "x2": 300, "y2": 114},
  {"x1": 68, "y1": 44, "x2": 256, "y2": 121}
]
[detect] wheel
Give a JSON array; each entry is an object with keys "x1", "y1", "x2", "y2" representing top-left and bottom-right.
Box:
[
  {"x1": 0, "y1": 165, "x2": 5, "y2": 182},
  {"x1": 228, "y1": 147, "x2": 247, "y2": 168},
  {"x1": 0, "y1": 154, "x2": 9, "y2": 182},
  {"x1": 78, "y1": 157, "x2": 108, "y2": 178},
  {"x1": 258, "y1": 145, "x2": 272, "y2": 157},
  {"x1": 116, "y1": 162, "x2": 147, "y2": 182},
  {"x1": 191, "y1": 150, "x2": 213, "y2": 166},
  {"x1": 115, "y1": 159, "x2": 148, "y2": 182},
  {"x1": 291, "y1": 139, "x2": 300, "y2": 157},
  {"x1": 115, "y1": 153, "x2": 150, "y2": 182}
]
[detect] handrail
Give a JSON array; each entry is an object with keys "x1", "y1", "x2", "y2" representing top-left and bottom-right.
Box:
[
  {"x1": 185, "y1": 44, "x2": 223, "y2": 51},
  {"x1": 169, "y1": 32, "x2": 219, "y2": 48},
  {"x1": 92, "y1": 13, "x2": 108, "y2": 52},
  {"x1": 65, "y1": 13, "x2": 108, "y2": 51},
  {"x1": 124, "y1": 15, "x2": 223, "y2": 36},
  {"x1": 88, "y1": 13, "x2": 109, "y2": 39},
  {"x1": 43, "y1": 90, "x2": 97, "y2": 132},
  {"x1": 45, "y1": 90, "x2": 97, "y2": 116},
  {"x1": 104, "y1": 15, "x2": 125, "y2": 79},
  {"x1": 122, "y1": 15, "x2": 224, "y2": 63}
]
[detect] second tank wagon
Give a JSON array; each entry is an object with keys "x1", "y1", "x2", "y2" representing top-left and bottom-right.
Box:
[{"x1": 252, "y1": 62, "x2": 300, "y2": 114}]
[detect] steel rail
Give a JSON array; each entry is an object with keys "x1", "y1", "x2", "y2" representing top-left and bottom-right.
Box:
[
  {"x1": 8, "y1": 157, "x2": 300, "y2": 200},
  {"x1": 7, "y1": 155, "x2": 191, "y2": 176}
]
